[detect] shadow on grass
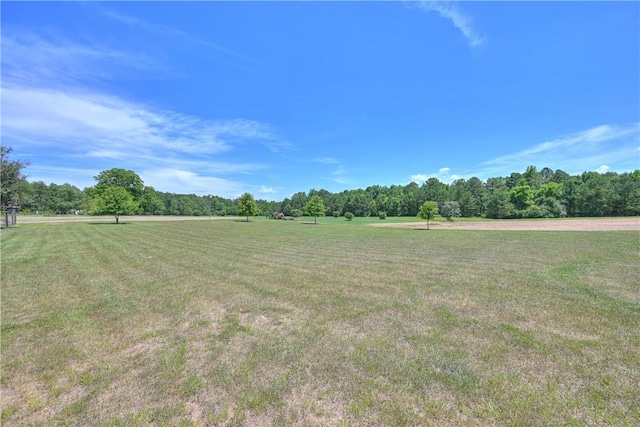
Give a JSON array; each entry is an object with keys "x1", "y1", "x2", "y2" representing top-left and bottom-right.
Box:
[{"x1": 88, "y1": 222, "x2": 133, "y2": 225}]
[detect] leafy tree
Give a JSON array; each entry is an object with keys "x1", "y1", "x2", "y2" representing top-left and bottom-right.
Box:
[
  {"x1": 440, "y1": 201, "x2": 461, "y2": 221},
  {"x1": 94, "y1": 168, "x2": 144, "y2": 199},
  {"x1": 485, "y1": 190, "x2": 515, "y2": 219},
  {"x1": 237, "y1": 192, "x2": 258, "y2": 221},
  {"x1": 88, "y1": 186, "x2": 139, "y2": 224},
  {"x1": 1, "y1": 146, "x2": 31, "y2": 207},
  {"x1": 510, "y1": 180, "x2": 535, "y2": 212},
  {"x1": 417, "y1": 201, "x2": 438, "y2": 229},
  {"x1": 422, "y1": 178, "x2": 449, "y2": 208},
  {"x1": 48, "y1": 183, "x2": 86, "y2": 214},
  {"x1": 305, "y1": 195, "x2": 325, "y2": 224},
  {"x1": 139, "y1": 186, "x2": 165, "y2": 215},
  {"x1": 344, "y1": 212, "x2": 354, "y2": 221}
]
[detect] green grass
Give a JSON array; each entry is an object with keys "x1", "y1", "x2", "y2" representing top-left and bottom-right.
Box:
[{"x1": 1, "y1": 219, "x2": 639, "y2": 426}]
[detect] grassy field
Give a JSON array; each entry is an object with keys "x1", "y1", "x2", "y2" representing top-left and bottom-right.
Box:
[{"x1": 1, "y1": 218, "x2": 639, "y2": 426}]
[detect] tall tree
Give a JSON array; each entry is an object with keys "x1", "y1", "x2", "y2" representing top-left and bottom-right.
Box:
[
  {"x1": 305, "y1": 195, "x2": 325, "y2": 224},
  {"x1": 0, "y1": 146, "x2": 31, "y2": 208},
  {"x1": 237, "y1": 192, "x2": 258, "y2": 221},
  {"x1": 417, "y1": 201, "x2": 438, "y2": 230},
  {"x1": 139, "y1": 186, "x2": 165, "y2": 215},
  {"x1": 93, "y1": 168, "x2": 144, "y2": 200}
]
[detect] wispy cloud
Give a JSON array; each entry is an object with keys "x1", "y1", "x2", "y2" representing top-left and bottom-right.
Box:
[
  {"x1": 2, "y1": 85, "x2": 273, "y2": 171},
  {"x1": 1, "y1": 29, "x2": 286, "y2": 198},
  {"x1": 309, "y1": 157, "x2": 355, "y2": 186},
  {"x1": 96, "y1": 5, "x2": 253, "y2": 63},
  {"x1": 140, "y1": 169, "x2": 246, "y2": 198},
  {"x1": 415, "y1": 1, "x2": 486, "y2": 49},
  {"x1": 313, "y1": 157, "x2": 340, "y2": 165},
  {"x1": 1, "y1": 33, "x2": 158, "y2": 87},
  {"x1": 407, "y1": 124, "x2": 639, "y2": 184},
  {"x1": 481, "y1": 124, "x2": 640, "y2": 174}
]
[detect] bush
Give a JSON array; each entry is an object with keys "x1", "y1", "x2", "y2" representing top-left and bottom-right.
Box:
[
  {"x1": 217, "y1": 210, "x2": 226, "y2": 216},
  {"x1": 333, "y1": 211, "x2": 340, "y2": 218},
  {"x1": 291, "y1": 209, "x2": 303, "y2": 217},
  {"x1": 345, "y1": 212, "x2": 354, "y2": 221},
  {"x1": 378, "y1": 211, "x2": 387, "y2": 220}
]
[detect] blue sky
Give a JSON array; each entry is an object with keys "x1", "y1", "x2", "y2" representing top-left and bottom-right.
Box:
[{"x1": 2, "y1": 1, "x2": 639, "y2": 200}]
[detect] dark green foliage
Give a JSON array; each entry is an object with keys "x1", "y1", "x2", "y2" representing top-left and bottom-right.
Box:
[
  {"x1": 345, "y1": 212, "x2": 354, "y2": 221},
  {"x1": 17, "y1": 164, "x2": 640, "y2": 219},
  {"x1": 93, "y1": 168, "x2": 144, "y2": 199},
  {"x1": 0, "y1": 146, "x2": 31, "y2": 208},
  {"x1": 378, "y1": 211, "x2": 387, "y2": 220}
]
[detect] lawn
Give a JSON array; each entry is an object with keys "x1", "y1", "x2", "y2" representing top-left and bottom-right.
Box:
[{"x1": 1, "y1": 218, "x2": 638, "y2": 426}]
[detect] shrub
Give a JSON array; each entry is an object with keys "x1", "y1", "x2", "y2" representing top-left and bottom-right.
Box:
[
  {"x1": 291, "y1": 209, "x2": 303, "y2": 217},
  {"x1": 440, "y1": 201, "x2": 461, "y2": 221},
  {"x1": 333, "y1": 211, "x2": 340, "y2": 218},
  {"x1": 345, "y1": 212, "x2": 354, "y2": 221},
  {"x1": 378, "y1": 211, "x2": 387, "y2": 220}
]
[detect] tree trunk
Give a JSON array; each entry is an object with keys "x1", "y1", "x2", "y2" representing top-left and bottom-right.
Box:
[{"x1": 115, "y1": 215, "x2": 120, "y2": 224}]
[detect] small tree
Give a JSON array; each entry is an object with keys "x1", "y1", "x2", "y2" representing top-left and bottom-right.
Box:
[
  {"x1": 237, "y1": 192, "x2": 258, "y2": 221},
  {"x1": 305, "y1": 195, "x2": 325, "y2": 224},
  {"x1": 417, "y1": 201, "x2": 438, "y2": 229},
  {"x1": 440, "y1": 201, "x2": 461, "y2": 221},
  {"x1": 344, "y1": 212, "x2": 354, "y2": 221},
  {"x1": 88, "y1": 186, "x2": 139, "y2": 224}
]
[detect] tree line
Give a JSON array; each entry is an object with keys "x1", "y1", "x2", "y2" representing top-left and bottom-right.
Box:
[
  {"x1": 279, "y1": 166, "x2": 640, "y2": 219},
  {"x1": 2, "y1": 147, "x2": 639, "y2": 219}
]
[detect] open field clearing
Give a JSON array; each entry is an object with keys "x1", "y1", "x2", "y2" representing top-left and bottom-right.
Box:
[
  {"x1": 1, "y1": 219, "x2": 639, "y2": 425},
  {"x1": 372, "y1": 217, "x2": 640, "y2": 231}
]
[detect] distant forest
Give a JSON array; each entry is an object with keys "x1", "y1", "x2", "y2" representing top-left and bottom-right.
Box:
[{"x1": 8, "y1": 166, "x2": 640, "y2": 219}]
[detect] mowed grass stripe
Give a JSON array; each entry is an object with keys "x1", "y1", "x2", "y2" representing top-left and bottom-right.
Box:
[{"x1": 1, "y1": 220, "x2": 638, "y2": 426}]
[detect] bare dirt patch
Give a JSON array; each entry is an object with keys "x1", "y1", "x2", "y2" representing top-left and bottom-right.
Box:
[{"x1": 371, "y1": 217, "x2": 639, "y2": 231}]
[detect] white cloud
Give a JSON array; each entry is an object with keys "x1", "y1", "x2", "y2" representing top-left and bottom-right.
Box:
[
  {"x1": 416, "y1": 1, "x2": 486, "y2": 49},
  {"x1": 410, "y1": 166, "x2": 462, "y2": 184},
  {"x1": 96, "y1": 5, "x2": 253, "y2": 63},
  {"x1": 313, "y1": 157, "x2": 340, "y2": 165},
  {"x1": 2, "y1": 86, "x2": 234, "y2": 157},
  {"x1": 259, "y1": 186, "x2": 277, "y2": 194},
  {"x1": 595, "y1": 165, "x2": 610, "y2": 174},
  {"x1": 0, "y1": 29, "x2": 288, "y2": 197},
  {"x1": 481, "y1": 124, "x2": 640, "y2": 175},
  {"x1": 410, "y1": 174, "x2": 430, "y2": 183},
  {"x1": 1, "y1": 33, "x2": 157, "y2": 87},
  {"x1": 140, "y1": 169, "x2": 246, "y2": 199}
]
